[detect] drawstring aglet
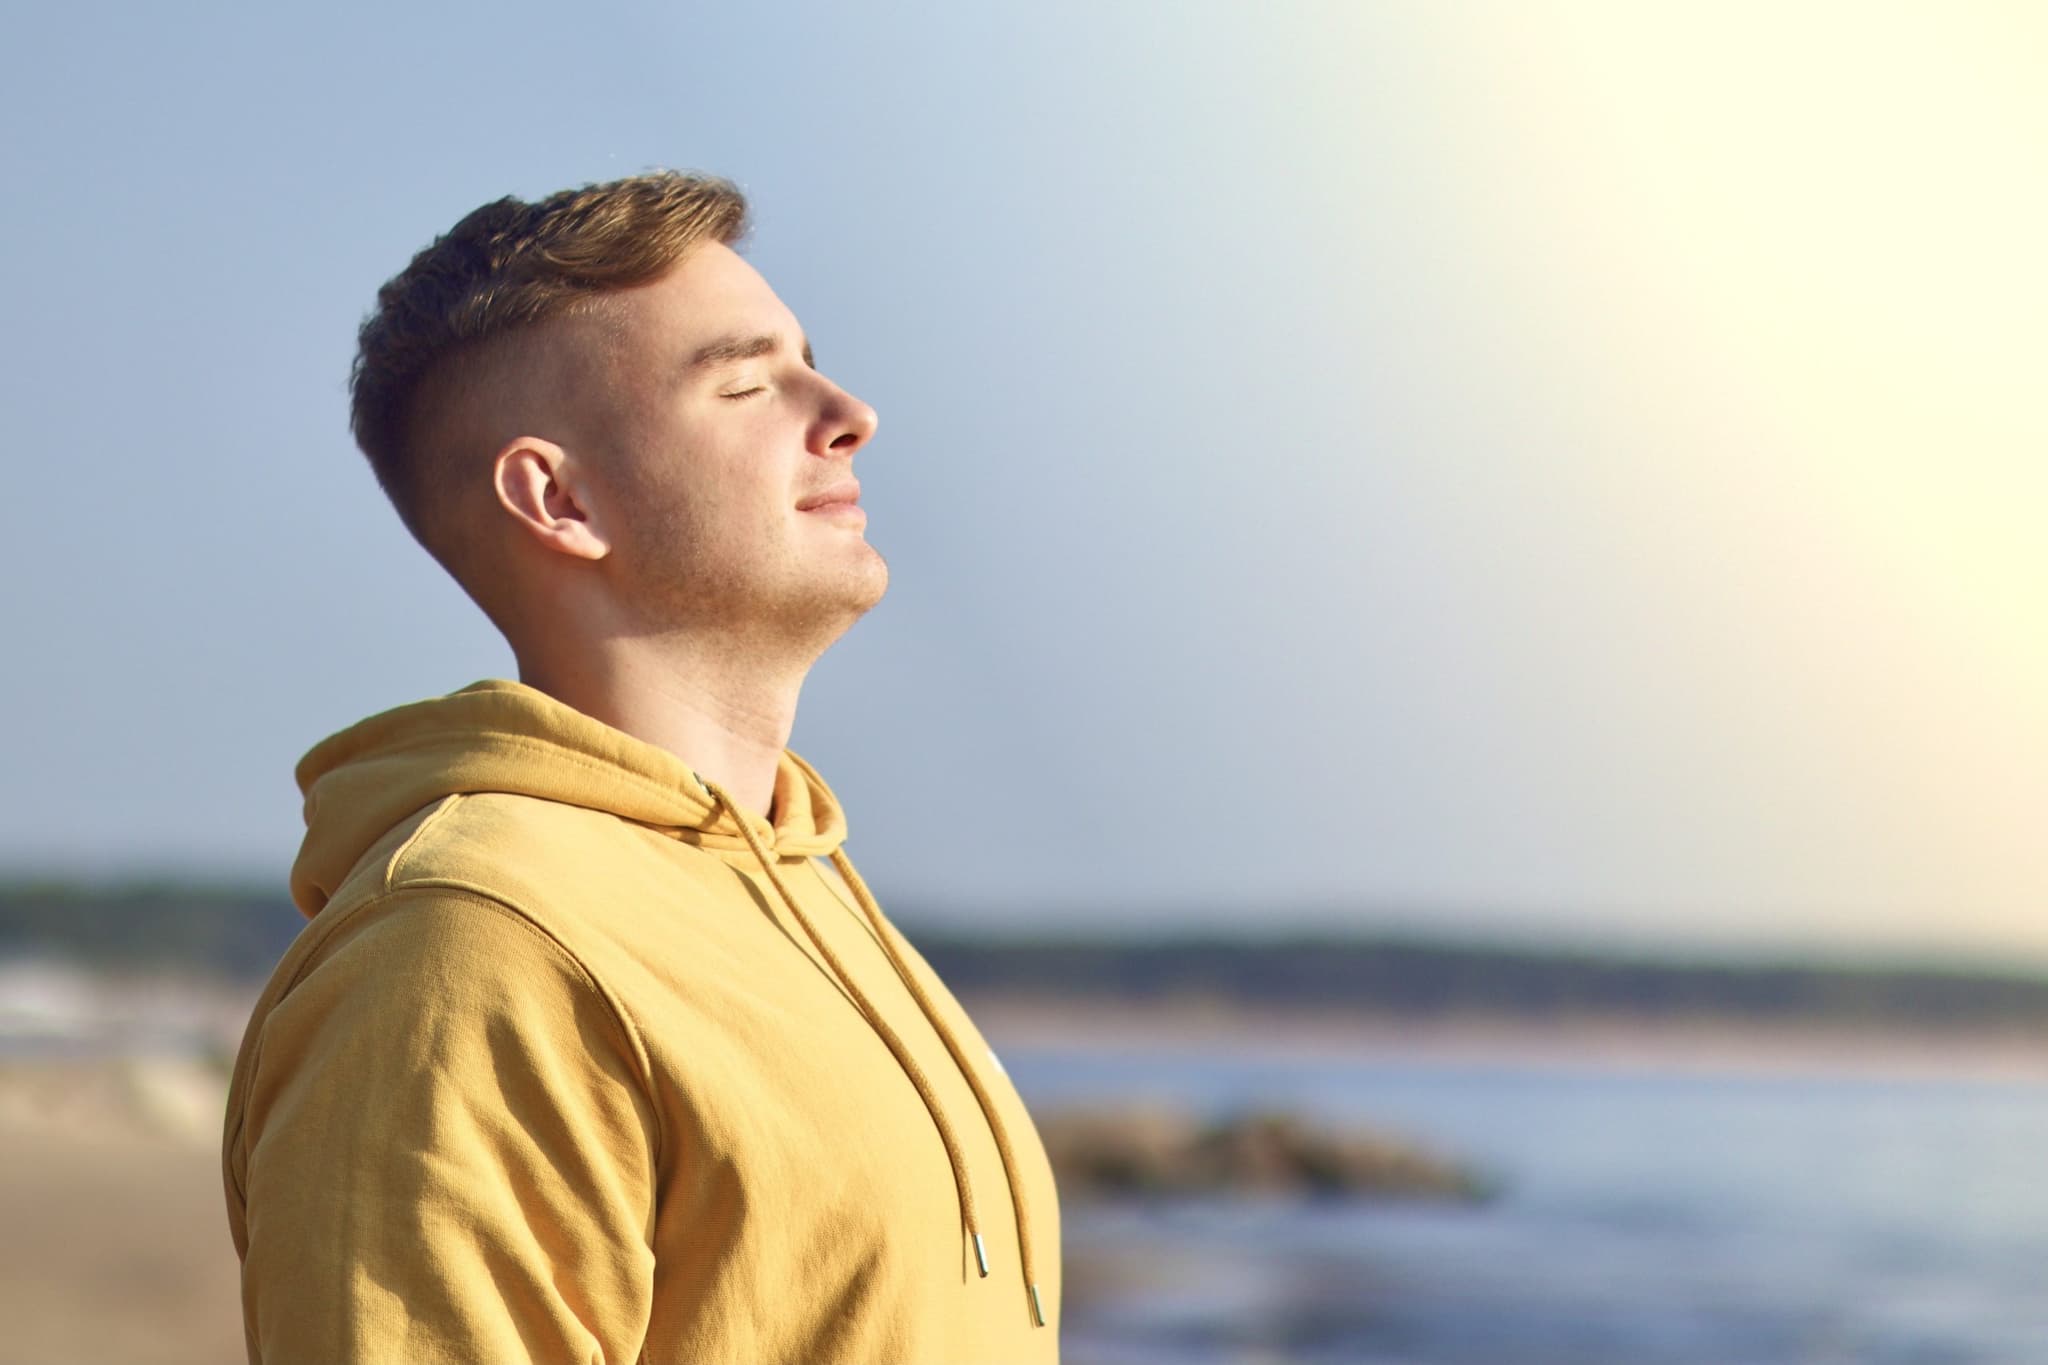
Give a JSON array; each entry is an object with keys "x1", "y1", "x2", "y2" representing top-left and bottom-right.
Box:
[
  {"x1": 1029, "y1": 1283, "x2": 1046, "y2": 1327},
  {"x1": 971, "y1": 1232, "x2": 989, "y2": 1277}
]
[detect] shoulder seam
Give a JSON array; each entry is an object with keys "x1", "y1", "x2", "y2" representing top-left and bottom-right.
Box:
[
  {"x1": 232, "y1": 880, "x2": 669, "y2": 1194},
  {"x1": 382, "y1": 793, "x2": 463, "y2": 893},
  {"x1": 375, "y1": 878, "x2": 669, "y2": 1176}
]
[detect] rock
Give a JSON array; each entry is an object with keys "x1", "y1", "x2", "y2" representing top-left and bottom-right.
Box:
[
  {"x1": 1036, "y1": 1103, "x2": 1495, "y2": 1203},
  {"x1": 1031, "y1": 1103, "x2": 1203, "y2": 1196}
]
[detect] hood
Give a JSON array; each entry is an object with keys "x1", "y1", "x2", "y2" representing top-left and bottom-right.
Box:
[
  {"x1": 283, "y1": 677, "x2": 1050, "y2": 1329},
  {"x1": 291, "y1": 679, "x2": 848, "y2": 916}
]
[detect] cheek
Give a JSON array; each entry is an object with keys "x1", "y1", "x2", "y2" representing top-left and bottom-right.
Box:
[{"x1": 607, "y1": 450, "x2": 782, "y2": 555}]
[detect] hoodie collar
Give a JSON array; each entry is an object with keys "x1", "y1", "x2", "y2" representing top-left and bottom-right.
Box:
[{"x1": 290, "y1": 679, "x2": 847, "y2": 915}]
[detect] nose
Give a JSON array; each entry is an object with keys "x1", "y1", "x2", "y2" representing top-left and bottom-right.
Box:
[{"x1": 813, "y1": 379, "x2": 878, "y2": 457}]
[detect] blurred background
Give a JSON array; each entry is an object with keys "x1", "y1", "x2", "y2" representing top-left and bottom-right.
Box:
[{"x1": 2, "y1": 2, "x2": 2044, "y2": 1361}]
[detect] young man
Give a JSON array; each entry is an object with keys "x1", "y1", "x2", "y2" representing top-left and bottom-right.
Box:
[{"x1": 221, "y1": 171, "x2": 1060, "y2": 1363}]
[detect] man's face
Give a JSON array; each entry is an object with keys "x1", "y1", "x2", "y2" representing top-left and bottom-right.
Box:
[{"x1": 575, "y1": 242, "x2": 887, "y2": 643}]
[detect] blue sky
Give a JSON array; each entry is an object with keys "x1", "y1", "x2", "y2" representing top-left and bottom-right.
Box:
[{"x1": 3, "y1": 2, "x2": 2042, "y2": 961}]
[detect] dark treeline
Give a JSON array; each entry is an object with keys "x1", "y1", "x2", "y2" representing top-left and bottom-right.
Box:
[
  {"x1": 0, "y1": 881, "x2": 304, "y2": 978},
  {"x1": 911, "y1": 933, "x2": 2048, "y2": 1030},
  {"x1": 5, "y1": 881, "x2": 2047, "y2": 1030}
]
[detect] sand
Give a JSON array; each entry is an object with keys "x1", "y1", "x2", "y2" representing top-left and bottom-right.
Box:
[{"x1": 0, "y1": 1119, "x2": 243, "y2": 1365}]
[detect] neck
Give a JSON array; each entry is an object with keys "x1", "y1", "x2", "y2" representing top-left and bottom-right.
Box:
[{"x1": 514, "y1": 631, "x2": 809, "y2": 821}]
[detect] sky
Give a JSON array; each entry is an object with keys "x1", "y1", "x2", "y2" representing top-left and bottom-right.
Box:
[{"x1": 2, "y1": 2, "x2": 2042, "y2": 962}]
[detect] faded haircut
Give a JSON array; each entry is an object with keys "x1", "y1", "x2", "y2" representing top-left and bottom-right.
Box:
[{"x1": 348, "y1": 170, "x2": 749, "y2": 559}]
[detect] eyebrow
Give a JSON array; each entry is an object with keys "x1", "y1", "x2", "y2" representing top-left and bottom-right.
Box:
[{"x1": 688, "y1": 332, "x2": 816, "y2": 370}]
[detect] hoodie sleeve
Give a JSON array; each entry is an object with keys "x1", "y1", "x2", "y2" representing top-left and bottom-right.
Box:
[{"x1": 232, "y1": 888, "x2": 659, "y2": 1364}]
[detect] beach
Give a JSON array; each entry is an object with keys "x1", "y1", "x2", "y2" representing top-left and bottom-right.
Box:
[
  {"x1": 0, "y1": 1093, "x2": 243, "y2": 1364},
  {"x1": 6, "y1": 972, "x2": 2048, "y2": 1363}
]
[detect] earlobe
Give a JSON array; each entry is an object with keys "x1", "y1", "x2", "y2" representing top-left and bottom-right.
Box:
[{"x1": 492, "y1": 438, "x2": 611, "y2": 561}]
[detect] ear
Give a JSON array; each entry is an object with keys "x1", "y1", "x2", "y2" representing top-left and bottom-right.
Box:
[{"x1": 491, "y1": 437, "x2": 611, "y2": 561}]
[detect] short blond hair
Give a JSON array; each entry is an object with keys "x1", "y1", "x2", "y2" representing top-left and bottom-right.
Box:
[{"x1": 348, "y1": 170, "x2": 749, "y2": 552}]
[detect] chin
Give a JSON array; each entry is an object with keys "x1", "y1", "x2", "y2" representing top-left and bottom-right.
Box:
[
  {"x1": 841, "y1": 555, "x2": 891, "y2": 619},
  {"x1": 783, "y1": 554, "x2": 888, "y2": 640}
]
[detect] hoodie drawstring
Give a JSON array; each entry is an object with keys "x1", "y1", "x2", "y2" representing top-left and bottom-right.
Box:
[
  {"x1": 828, "y1": 846, "x2": 1047, "y2": 1329},
  {"x1": 705, "y1": 783, "x2": 1046, "y2": 1329}
]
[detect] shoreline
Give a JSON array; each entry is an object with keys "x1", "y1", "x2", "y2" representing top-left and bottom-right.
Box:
[
  {"x1": 4, "y1": 957, "x2": 2046, "y2": 1088},
  {"x1": 967, "y1": 994, "x2": 2048, "y2": 1084}
]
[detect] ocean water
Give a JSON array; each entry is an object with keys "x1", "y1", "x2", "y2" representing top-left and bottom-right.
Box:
[{"x1": 1002, "y1": 1045, "x2": 2048, "y2": 1365}]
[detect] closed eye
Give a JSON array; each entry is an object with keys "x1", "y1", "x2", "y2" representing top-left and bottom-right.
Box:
[{"x1": 720, "y1": 386, "x2": 766, "y2": 401}]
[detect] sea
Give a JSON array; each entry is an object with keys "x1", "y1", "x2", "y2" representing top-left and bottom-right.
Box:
[{"x1": 1000, "y1": 1043, "x2": 2048, "y2": 1365}]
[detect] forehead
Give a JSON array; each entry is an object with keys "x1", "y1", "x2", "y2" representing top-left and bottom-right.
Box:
[{"x1": 606, "y1": 242, "x2": 797, "y2": 355}]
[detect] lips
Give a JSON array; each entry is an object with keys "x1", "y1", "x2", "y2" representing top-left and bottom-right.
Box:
[{"x1": 796, "y1": 482, "x2": 861, "y2": 511}]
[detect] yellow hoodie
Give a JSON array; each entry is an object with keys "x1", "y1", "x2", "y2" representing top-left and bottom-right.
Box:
[{"x1": 221, "y1": 680, "x2": 1061, "y2": 1363}]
